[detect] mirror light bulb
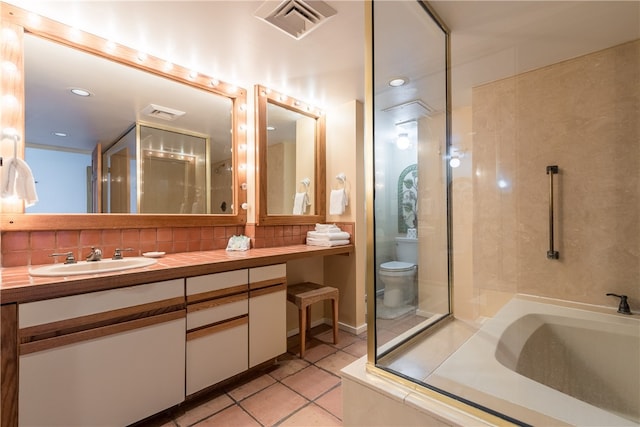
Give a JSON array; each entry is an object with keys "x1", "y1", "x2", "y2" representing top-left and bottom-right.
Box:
[{"x1": 449, "y1": 157, "x2": 461, "y2": 168}]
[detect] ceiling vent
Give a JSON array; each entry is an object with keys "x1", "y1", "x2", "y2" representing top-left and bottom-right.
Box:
[
  {"x1": 383, "y1": 100, "x2": 434, "y2": 123},
  {"x1": 255, "y1": 0, "x2": 337, "y2": 40},
  {"x1": 141, "y1": 104, "x2": 186, "y2": 121}
]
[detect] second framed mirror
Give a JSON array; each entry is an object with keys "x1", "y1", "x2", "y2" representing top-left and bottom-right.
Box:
[{"x1": 255, "y1": 85, "x2": 326, "y2": 225}]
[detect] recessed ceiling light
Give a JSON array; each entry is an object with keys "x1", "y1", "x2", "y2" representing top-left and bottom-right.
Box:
[
  {"x1": 389, "y1": 77, "x2": 408, "y2": 87},
  {"x1": 267, "y1": 126, "x2": 276, "y2": 131},
  {"x1": 52, "y1": 132, "x2": 67, "y2": 137},
  {"x1": 70, "y1": 88, "x2": 91, "y2": 97}
]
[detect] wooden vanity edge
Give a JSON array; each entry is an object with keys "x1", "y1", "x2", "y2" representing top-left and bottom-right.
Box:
[{"x1": 0, "y1": 244, "x2": 354, "y2": 304}]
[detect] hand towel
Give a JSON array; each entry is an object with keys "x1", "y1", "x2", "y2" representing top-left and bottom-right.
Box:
[
  {"x1": 307, "y1": 231, "x2": 351, "y2": 241},
  {"x1": 1, "y1": 157, "x2": 38, "y2": 207},
  {"x1": 329, "y1": 188, "x2": 348, "y2": 215},
  {"x1": 306, "y1": 238, "x2": 350, "y2": 247},
  {"x1": 292, "y1": 192, "x2": 309, "y2": 215}
]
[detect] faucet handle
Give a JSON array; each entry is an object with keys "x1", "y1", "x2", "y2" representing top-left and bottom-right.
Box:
[
  {"x1": 50, "y1": 252, "x2": 76, "y2": 264},
  {"x1": 113, "y1": 248, "x2": 134, "y2": 260},
  {"x1": 606, "y1": 293, "x2": 632, "y2": 315},
  {"x1": 85, "y1": 246, "x2": 102, "y2": 261}
]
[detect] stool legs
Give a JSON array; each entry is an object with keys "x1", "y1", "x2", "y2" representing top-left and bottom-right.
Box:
[
  {"x1": 331, "y1": 297, "x2": 338, "y2": 345},
  {"x1": 299, "y1": 306, "x2": 307, "y2": 358}
]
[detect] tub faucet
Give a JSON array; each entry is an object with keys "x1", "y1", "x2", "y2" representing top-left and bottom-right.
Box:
[
  {"x1": 85, "y1": 247, "x2": 102, "y2": 262},
  {"x1": 606, "y1": 293, "x2": 632, "y2": 315}
]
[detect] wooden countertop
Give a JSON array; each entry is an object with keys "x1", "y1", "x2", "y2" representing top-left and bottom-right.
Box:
[{"x1": 0, "y1": 244, "x2": 353, "y2": 304}]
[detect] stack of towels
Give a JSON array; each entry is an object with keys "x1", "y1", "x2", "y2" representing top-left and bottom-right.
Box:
[{"x1": 306, "y1": 224, "x2": 351, "y2": 247}]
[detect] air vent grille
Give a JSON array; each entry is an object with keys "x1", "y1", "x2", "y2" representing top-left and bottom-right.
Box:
[
  {"x1": 141, "y1": 104, "x2": 186, "y2": 121},
  {"x1": 256, "y1": 0, "x2": 337, "y2": 40}
]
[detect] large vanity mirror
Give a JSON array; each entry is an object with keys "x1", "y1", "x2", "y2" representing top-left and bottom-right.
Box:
[
  {"x1": 0, "y1": 4, "x2": 247, "y2": 230},
  {"x1": 255, "y1": 85, "x2": 325, "y2": 225}
]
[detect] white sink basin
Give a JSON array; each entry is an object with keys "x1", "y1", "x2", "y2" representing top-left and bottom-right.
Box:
[{"x1": 29, "y1": 257, "x2": 158, "y2": 277}]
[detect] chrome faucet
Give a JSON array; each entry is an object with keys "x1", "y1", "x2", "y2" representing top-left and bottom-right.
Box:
[
  {"x1": 85, "y1": 247, "x2": 103, "y2": 262},
  {"x1": 112, "y1": 248, "x2": 134, "y2": 260},
  {"x1": 606, "y1": 293, "x2": 632, "y2": 315},
  {"x1": 50, "y1": 251, "x2": 76, "y2": 264}
]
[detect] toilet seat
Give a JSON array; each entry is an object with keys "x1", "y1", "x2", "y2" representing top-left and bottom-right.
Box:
[{"x1": 380, "y1": 261, "x2": 415, "y2": 272}]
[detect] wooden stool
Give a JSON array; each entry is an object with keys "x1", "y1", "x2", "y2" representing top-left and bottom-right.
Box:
[{"x1": 286, "y1": 282, "x2": 339, "y2": 358}]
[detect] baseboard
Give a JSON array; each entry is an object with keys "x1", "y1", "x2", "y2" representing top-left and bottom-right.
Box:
[{"x1": 287, "y1": 318, "x2": 367, "y2": 337}]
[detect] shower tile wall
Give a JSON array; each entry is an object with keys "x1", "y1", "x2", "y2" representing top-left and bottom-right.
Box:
[{"x1": 471, "y1": 40, "x2": 639, "y2": 313}]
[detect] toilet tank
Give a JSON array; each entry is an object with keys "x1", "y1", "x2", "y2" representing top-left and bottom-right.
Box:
[{"x1": 395, "y1": 237, "x2": 418, "y2": 265}]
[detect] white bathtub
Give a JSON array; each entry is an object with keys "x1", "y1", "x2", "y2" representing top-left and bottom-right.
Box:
[{"x1": 431, "y1": 295, "x2": 640, "y2": 426}]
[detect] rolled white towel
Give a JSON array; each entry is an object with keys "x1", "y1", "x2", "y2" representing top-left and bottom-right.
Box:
[
  {"x1": 306, "y1": 238, "x2": 350, "y2": 247},
  {"x1": 307, "y1": 231, "x2": 350, "y2": 241}
]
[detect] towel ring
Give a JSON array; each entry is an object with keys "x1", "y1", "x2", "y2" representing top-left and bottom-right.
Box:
[
  {"x1": 298, "y1": 178, "x2": 311, "y2": 193},
  {"x1": 335, "y1": 173, "x2": 346, "y2": 189}
]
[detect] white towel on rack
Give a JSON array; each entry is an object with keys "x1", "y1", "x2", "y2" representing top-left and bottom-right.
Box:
[
  {"x1": 292, "y1": 192, "x2": 309, "y2": 215},
  {"x1": 1, "y1": 157, "x2": 38, "y2": 207},
  {"x1": 329, "y1": 188, "x2": 348, "y2": 215}
]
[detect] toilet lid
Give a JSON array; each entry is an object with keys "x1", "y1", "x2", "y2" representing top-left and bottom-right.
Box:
[{"x1": 380, "y1": 261, "x2": 415, "y2": 272}]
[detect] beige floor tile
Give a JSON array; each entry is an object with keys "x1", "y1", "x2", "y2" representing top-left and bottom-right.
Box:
[
  {"x1": 301, "y1": 342, "x2": 337, "y2": 363},
  {"x1": 315, "y1": 385, "x2": 342, "y2": 420},
  {"x1": 281, "y1": 365, "x2": 341, "y2": 400},
  {"x1": 269, "y1": 356, "x2": 310, "y2": 381},
  {"x1": 240, "y1": 382, "x2": 307, "y2": 426},
  {"x1": 174, "y1": 393, "x2": 234, "y2": 427},
  {"x1": 278, "y1": 403, "x2": 341, "y2": 427},
  {"x1": 314, "y1": 351, "x2": 357, "y2": 376},
  {"x1": 227, "y1": 374, "x2": 276, "y2": 402},
  {"x1": 195, "y1": 405, "x2": 261, "y2": 427},
  {"x1": 315, "y1": 329, "x2": 360, "y2": 349},
  {"x1": 341, "y1": 339, "x2": 367, "y2": 358}
]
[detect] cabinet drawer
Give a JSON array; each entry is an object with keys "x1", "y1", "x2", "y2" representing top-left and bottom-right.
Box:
[
  {"x1": 186, "y1": 317, "x2": 248, "y2": 395},
  {"x1": 186, "y1": 294, "x2": 248, "y2": 330},
  {"x1": 19, "y1": 279, "x2": 184, "y2": 328},
  {"x1": 186, "y1": 270, "x2": 248, "y2": 303},
  {"x1": 249, "y1": 264, "x2": 286, "y2": 290}
]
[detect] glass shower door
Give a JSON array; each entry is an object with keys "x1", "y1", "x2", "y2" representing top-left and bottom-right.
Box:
[{"x1": 370, "y1": 1, "x2": 451, "y2": 363}]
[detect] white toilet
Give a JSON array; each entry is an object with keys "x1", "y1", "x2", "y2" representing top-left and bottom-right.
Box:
[{"x1": 380, "y1": 236, "x2": 418, "y2": 308}]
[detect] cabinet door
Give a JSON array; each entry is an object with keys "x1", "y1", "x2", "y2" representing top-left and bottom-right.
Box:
[
  {"x1": 249, "y1": 264, "x2": 287, "y2": 367},
  {"x1": 19, "y1": 315, "x2": 185, "y2": 427}
]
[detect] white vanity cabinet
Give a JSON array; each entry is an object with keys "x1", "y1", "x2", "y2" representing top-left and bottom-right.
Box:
[
  {"x1": 18, "y1": 279, "x2": 186, "y2": 427},
  {"x1": 248, "y1": 264, "x2": 287, "y2": 367},
  {"x1": 185, "y1": 270, "x2": 249, "y2": 395}
]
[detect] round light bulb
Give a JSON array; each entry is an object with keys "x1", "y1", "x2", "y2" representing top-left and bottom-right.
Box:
[{"x1": 449, "y1": 157, "x2": 461, "y2": 168}]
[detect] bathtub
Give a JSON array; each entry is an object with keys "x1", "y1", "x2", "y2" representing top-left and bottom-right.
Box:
[{"x1": 431, "y1": 295, "x2": 639, "y2": 426}]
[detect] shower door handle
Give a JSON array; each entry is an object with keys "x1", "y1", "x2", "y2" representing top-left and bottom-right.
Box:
[{"x1": 546, "y1": 165, "x2": 559, "y2": 260}]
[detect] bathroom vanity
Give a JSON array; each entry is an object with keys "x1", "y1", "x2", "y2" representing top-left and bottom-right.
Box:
[{"x1": 0, "y1": 244, "x2": 352, "y2": 426}]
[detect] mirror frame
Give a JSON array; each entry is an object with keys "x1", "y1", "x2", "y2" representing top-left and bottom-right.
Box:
[
  {"x1": 254, "y1": 84, "x2": 326, "y2": 226},
  {"x1": 0, "y1": 3, "x2": 247, "y2": 230}
]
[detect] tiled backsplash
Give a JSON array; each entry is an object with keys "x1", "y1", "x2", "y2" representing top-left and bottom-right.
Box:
[{"x1": 1, "y1": 222, "x2": 355, "y2": 267}]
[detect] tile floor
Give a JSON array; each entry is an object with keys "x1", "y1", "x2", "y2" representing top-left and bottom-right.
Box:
[{"x1": 148, "y1": 325, "x2": 367, "y2": 427}]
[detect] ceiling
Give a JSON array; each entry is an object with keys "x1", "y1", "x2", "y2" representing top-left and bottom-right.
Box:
[{"x1": 7, "y1": 0, "x2": 640, "y2": 151}]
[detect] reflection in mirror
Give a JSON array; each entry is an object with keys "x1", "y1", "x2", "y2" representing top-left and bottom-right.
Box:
[
  {"x1": 255, "y1": 85, "x2": 326, "y2": 225},
  {"x1": 266, "y1": 103, "x2": 316, "y2": 215},
  {"x1": 101, "y1": 122, "x2": 228, "y2": 215},
  {"x1": 23, "y1": 33, "x2": 234, "y2": 215}
]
